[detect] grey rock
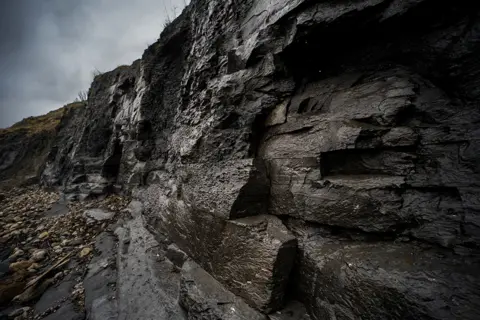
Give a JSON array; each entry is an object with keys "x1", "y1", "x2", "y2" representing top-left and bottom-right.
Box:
[
  {"x1": 166, "y1": 244, "x2": 188, "y2": 268},
  {"x1": 43, "y1": 201, "x2": 69, "y2": 217},
  {"x1": 84, "y1": 232, "x2": 118, "y2": 320},
  {"x1": 127, "y1": 200, "x2": 143, "y2": 218},
  {"x1": 42, "y1": 302, "x2": 84, "y2": 320},
  {"x1": 217, "y1": 215, "x2": 296, "y2": 312},
  {"x1": 262, "y1": 68, "x2": 479, "y2": 248},
  {"x1": 289, "y1": 220, "x2": 480, "y2": 320},
  {"x1": 84, "y1": 208, "x2": 115, "y2": 223},
  {"x1": 179, "y1": 260, "x2": 266, "y2": 320},
  {"x1": 31, "y1": 249, "x2": 47, "y2": 262},
  {"x1": 115, "y1": 215, "x2": 186, "y2": 320},
  {"x1": 34, "y1": 276, "x2": 76, "y2": 314},
  {"x1": 150, "y1": 196, "x2": 297, "y2": 313}
]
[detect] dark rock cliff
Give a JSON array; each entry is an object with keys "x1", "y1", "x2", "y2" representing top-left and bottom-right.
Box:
[{"x1": 4, "y1": 0, "x2": 480, "y2": 319}]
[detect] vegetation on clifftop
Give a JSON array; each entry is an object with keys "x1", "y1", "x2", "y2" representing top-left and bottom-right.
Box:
[{"x1": 0, "y1": 102, "x2": 85, "y2": 136}]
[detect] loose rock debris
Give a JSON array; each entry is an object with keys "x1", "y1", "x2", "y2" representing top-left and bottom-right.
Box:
[{"x1": 0, "y1": 186, "x2": 130, "y2": 319}]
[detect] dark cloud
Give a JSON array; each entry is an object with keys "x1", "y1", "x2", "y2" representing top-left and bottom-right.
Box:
[{"x1": 0, "y1": 0, "x2": 187, "y2": 128}]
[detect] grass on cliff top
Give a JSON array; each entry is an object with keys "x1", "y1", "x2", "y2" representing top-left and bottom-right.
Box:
[{"x1": 0, "y1": 101, "x2": 84, "y2": 136}]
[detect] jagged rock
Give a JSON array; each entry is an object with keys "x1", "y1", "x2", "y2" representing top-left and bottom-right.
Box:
[
  {"x1": 179, "y1": 260, "x2": 266, "y2": 320},
  {"x1": 154, "y1": 200, "x2": 297, "y2": 312},
  {"x1": 262, "y1": 68, "x2": 479, "y2": 249},
  {"x1": 288, "y1": 220, "x2": 480, "y2": 319}
]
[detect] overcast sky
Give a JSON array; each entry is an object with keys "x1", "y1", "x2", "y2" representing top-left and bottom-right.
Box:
[{"x1": 0, "y1": 0, "x2": 188, "y2": 128}]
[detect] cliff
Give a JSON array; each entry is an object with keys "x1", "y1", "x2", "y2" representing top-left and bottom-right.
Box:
[
  {"x1": 2, "y1": 0, "x2": 480, "y2": 319},
  {"x1": 0, "y1": 102, "x2": 84, "y2": 189}
]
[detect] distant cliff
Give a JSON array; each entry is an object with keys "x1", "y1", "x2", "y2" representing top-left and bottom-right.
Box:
[
  {"x1": 2, "y1": 0, "x2": 480, "y2": 318},
  {"x1": 0, "y1": 102, "x2": 84, "y2": 188}
]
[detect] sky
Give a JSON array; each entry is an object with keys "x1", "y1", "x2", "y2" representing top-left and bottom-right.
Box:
[{"x1": 0, "y1": 0, "x2": 188, "y2": 128}]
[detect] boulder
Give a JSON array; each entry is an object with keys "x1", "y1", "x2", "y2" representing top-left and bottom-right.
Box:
[{"x1": 289, "y1": 221, "x2": 480, "y2": 319}]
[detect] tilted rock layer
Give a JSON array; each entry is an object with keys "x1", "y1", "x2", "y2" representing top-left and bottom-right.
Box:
[{"x1": 2, "y1": 0, "x2": 480, "y2": 319}]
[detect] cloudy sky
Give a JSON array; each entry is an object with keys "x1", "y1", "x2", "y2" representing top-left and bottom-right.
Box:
[{"x1": 0, "y1": 0, "x2": 188, "y2": 128}]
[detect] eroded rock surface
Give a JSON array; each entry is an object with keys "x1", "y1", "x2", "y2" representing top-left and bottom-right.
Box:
[
  {"x1": 179, "y1": 260, "x2": 266, "y2": 320},
  {"x1": 0, "y1": 0, "x2": 479, "y2": 319}
]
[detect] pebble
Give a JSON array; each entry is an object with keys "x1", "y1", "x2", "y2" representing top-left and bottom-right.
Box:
[
  {"x1": 0, "y1": 186, "x2": 130, "y2": 311},
  {"x1": 70, "y1": 239, "x2": 83, "y2": 246},
  {"x1": 79, "y1": 247, "x2": 92, "y2": 258},
  {"x1": 38, "y1": 231, "x2": 49, "y2": 239},
  {"x1": 28, "y1": 263, "x2": 41, "y2": 272},
  {"x1": 9, "y1": 248, "x2": 25, "y2": 260},
  {"x1": 31, "y1": 249, "x2": 47, "y2": 262}
]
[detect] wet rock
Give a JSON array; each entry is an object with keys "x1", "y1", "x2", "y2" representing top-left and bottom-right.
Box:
[
  {"x1": 180, "y1": 260, "x2": 266, "y2": 320},
  {"x1": 83, "y1": 232, "x2": 118, "y2": 320},
  {"x1": 115, "y1": 214, "x2": 186, "y2": 320},
  {"x1": 1, "y1": 0, "x2": 480, "y2": 319},
  {"x1": 34, "y1": 275, "x2": 78, "y2": 315}
]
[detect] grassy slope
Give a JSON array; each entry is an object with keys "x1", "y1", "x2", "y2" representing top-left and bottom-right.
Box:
[{"x1": 0, "y1": 102, "x2": 85, "y2": 136}]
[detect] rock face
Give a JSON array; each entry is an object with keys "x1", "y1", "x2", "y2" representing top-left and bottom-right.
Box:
[
  {"x1": 0, "y1": 103, "x2": 84, "y2": 188},
  {"x1": 2, "y1": 0, "x2": 480, "y2": 319}
]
